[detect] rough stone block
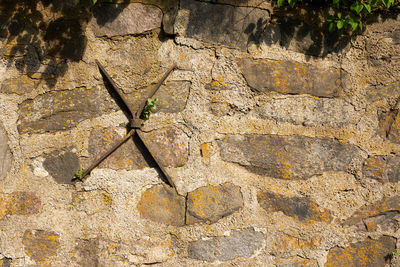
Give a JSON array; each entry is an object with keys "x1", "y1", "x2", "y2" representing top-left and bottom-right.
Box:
[
  {"x1": 90, "y1": 3, "x2": 163, "y2": 37},
  {"x1": 1, "y1": 75, "x2": 37, "y2": 95},
  {"x1": 88, "y1": 127, "x2": 148, "y2": 171},
  {"x1": 255, "y1": 97, "x2": 358, "y2": 127},
  {"x1": 344, "y1": 195, "x2": 400, "y2": 233},
  {"x1": 258, "y1": 191, "x2": 332, "y2": 223},
  {"x1": 325, "y1": 236, "x2": 396, "y2": 267},
  {"x1": 72, "y1": 190, "x2": 112, "y2": 215},
  {"x1": 275, "y1": 256, "x2": 318, "y2": 267},
  {"x1": 237, "y1": 58, "x2": 344, "y2": 97},
  {"x1": 140, "y1": 127, "x2": 189, "y2": 168},
  {"x1": 188, "y1": 228, "x2": 264, "y2": 262},
  {"x1": 179, "y1": 0, "x2": 270, "y2": 50},
  {"x1": 137, "y1": 184, "x2": 185, "y2": 226},
  {"x1": 218, "y1": 134, "x2": 362, "y2": 180},
  {"x1": 0, "y1": 192, "x2": 41, "y2": 219},
  {"x1": 22, "y1": 230, "x2": 60, "y2": 264},
  {"x1": 0, "y1": 123, "x2": 11, "y2": 181},
  {"x1": 186, "y1": 182, "x2": 243, "y2": 224},
  {"x1": 43, "y1": 149, "x2": 80, "y2": 184},
  {"x1": 18, "y1": 86, "x2": 118, "y2": 134},
  {"x1": 152, "y1": 81, "x2": 190, "y2": 113},
  {"x1": 363, "y1": 155, "x2": 400, "y2": 183}
]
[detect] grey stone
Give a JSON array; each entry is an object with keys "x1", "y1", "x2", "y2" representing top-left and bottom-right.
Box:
[
  {"x1": 152, "y1": 81, "x2": 190, "y2": 113},
  {"x1": 186, "y1": 183, "x2": 243, "y2": 224},
  {"x1": 140, "y1": 127, "x2": 189, "y2": 168},
  {"x1": 88, "y1": 127, "x2": 148, "y2": 171},
  {"x1": 43, "y1": 150, "x2": 80, "y2": 184},
  {"x1": 137, "y1": 184, "x2": 185, "y2": 226},
  {"x1": 257, "y1": 191, "x2": 332, "y2": 223},
  {"x1": 0, "y1": 123, "x2": 11, "y2": 181},
  {"x1": 254, "y1": 97, "x2": 358, "y2": 127},
  {"x1": 90, "y1": 3, "x2": 163, "y2": 37},
  {"x1": 345, "y1": 196, "x2": 400, "y2": 230},
  {"x1": 179, "y1": 0, "x2": 270, "y2": 50},
  {"x1": 18, "y1": 86, "x2": 118, "y2": 134},
  {"x1": 73, "y1": 238, "x2": 99, "y2": 267},
  {"x1": 325, "y1": 236, "x2": 396, "y2": 267},
  {"x1": 218, "y1": 134, "x2": 363, "y2": 180},
  {"x1": 188, "y1": 228, "x2": 264, "y2": 262},
  {"x1": 1, "y1": 75, "x2": 37, "y2": 95},
  {"x1": 363, "y1": 155, "x2": 400, "y2": 183},
  {"x1": 237, "y1": 58, "x2": 345, "y2": 97}
]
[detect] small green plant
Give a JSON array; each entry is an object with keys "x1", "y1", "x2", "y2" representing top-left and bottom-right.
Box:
[
  {"x1": 142, "y1": 98, "x2": 158, "y2": 121},
  {"x1": 74, "y1": 168, "x2": 86, "y2": 180},
  {"x1": 393, "y1": 249, "x2": 399, "y2": 256}
]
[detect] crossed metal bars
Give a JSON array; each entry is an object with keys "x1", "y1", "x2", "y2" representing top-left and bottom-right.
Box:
[{"x1": 73, "y1": 60, "x2": 177, "y2": 188}]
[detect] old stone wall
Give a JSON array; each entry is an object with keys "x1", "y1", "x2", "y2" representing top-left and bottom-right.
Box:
[{"x1": 0, "y1": 0, "x2": 399, "y2": 266}]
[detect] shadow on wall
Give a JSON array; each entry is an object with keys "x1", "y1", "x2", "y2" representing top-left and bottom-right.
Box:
[
  {"x1": 181, "y1": 0, "x2": 400, "y2": 58},
  {"x1": 0, "y1": 0, "x2": 128, "y2": 88}
]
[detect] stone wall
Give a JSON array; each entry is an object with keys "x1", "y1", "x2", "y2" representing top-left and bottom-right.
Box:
[{"x1": 0, "y1": 0, "x2": 399, "y2": 266}]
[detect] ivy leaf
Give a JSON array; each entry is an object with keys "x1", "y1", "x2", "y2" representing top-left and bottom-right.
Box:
[
  {"x1": 92, "y1": 0, "x2": 97, "y2": 4},
  {"x1": 351, "y1": 2, "x2": 364, "y2": 13},
  {"x1": 277, "y1": 0, "x2": 285, "y2": 7},
  {"x1": 337, "y1": 20, "x2": 345, "y2": 29},
  {"x1": 349, "y1": 20, "x2": 359, "y2": 31},
  {"x1": 328, "y1": 22, "x2": 335, "y2": 32},
  {"x1": 337, "y1": 12, "x2": 342, "y2": 19},
  {"x1": 364, "y1": 3, "x2": 372, "y2": 13},
  {"x1": 359, "y1": 20, "x2": 363, "y2": 31}
]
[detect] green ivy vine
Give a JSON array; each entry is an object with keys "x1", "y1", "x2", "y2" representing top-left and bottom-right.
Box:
[{"x1": 277, "y1": 0, "x2": 400, "y2": 33}]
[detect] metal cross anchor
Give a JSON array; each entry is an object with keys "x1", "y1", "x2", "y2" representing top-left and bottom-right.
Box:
[{"x1": 72, "y1": 60, "x2": 177, "y2": 188}]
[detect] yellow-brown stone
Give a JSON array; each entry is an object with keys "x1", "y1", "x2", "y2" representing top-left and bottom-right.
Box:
[
  {"x1": 0, "y1": 192, "x2": 41, "y2": 219},
  {"x1": 22, "y1": 230, "x2": 60, "y2": 264},
  {"x1": 137, "y1": 184, "x2": 185, "y2": 226},
  {"x1": 325, "y1": 236, "x2": 396, "y2": 267}
]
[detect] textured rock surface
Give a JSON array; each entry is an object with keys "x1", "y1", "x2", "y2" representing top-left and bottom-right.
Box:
[
  {"x1": 0, "y1": 192, "x2": 41, "y2": 219},
  {"x1": 18, "y1": 86, "x2": 118, "y2": 134},
  {"x1": 345, "y1": 196, "x2": 400, "y2": 232},
  {"x1": 2, "y1": 1, "x2": 400, "y2": 266},
  {"x1": 188, "y1": 228, "x2": 264, "y2": 262},
  {"x1": 363, "y1": 155, "x2": 400, "y2": 183},
  {"x1": 137, "y1": 184, "x2": 185, "y2": 226},
  {"x1": 238, "y1": 58, "x2": 344, "y2": 97},
  {"x1": 219, "y1": 134, "x2": 363, "y2": 179},
  {"x1": 258, "y1": 191, "x2": 332, "y2": 223},
  {"x1": 43, "y1": 149, "x2": 80, "y2": 184},
  {"x1": 22, "y1": 230, "x2": 60, "y2": 264},
  {"x1": 186, "y1": 182, "x2": 243, "y2": 224},
  {"x1": 178, "y1": 0, "x2": 270, "y2": 50},
  {"x1": 325, "y1": 236, "x2": 396, "y2": 267},
  {"x1": 90, "y1": 3, "x2": 163, "y2": 37},
  {"x1": 140, "y1": 127, "x2": 189, "y2": 168},
  {"x1": 0, "y1": 123, "x2": 11, "y2": 181}
]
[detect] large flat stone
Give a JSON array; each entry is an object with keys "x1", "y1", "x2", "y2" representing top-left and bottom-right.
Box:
[
  {"x1": 152, "y1": 81, "x2": 190, "y2": 113},
  {"x1": 0, "y1": 123, "x2": 11, "y2": 181},
  {"x1": 0, "y1": 192, "x2": 41, "y2": 219},
  {"x1": 137, "y1": 184, "x2": 185, "y2": 226},
  {"x1": 237, "y1": 58, "x2": 344, "y2": 97},
  {"x1": 179, "y1": 0, "x2": 270, "y2": 50},
  {"x1": 363, "y1": 155, "x2": 400, "y2": 183},
  {"x1": 18, "y1": 86, "x2": 118, "y2": 134},
  {"x1": 258, "y1": 191, "x2": 332, "y2": 223},
  {"x1": 218, "y1": 134, "x2": 363, "y2": 180},
  {"x1": 140, "y1": 127, "x2": 189, "y2": 168},
  {"x1": 90, "y1": 3, "x2": 162, "y2": 37},
  {"x1": 22, "y1": 230, "x2": 60, "y2": 264},
  {"x1": 43, "y1": 149, "x2": 80, "y2": 184},
  {"x1": 188, "y1": 228, "x2": 264, "y2": 262},
  {"x1": 1, "y1": 75, "x2": 37, "y2": 95},
  {"x1": 255, "y1": 97, "x2": 358, "y2": 127},
  {"x1": 88, "y1": 127, "x2": 148, "y2": 171},
  {"x1": 344, "y1": 195, "x2": 400, "y2": 233},
  {"x1": 325, "y1": 236, "x2": 396, "y2": 267},
  {"x1": 186, "y1": 183, "x2": 243, "y2": 224}
]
